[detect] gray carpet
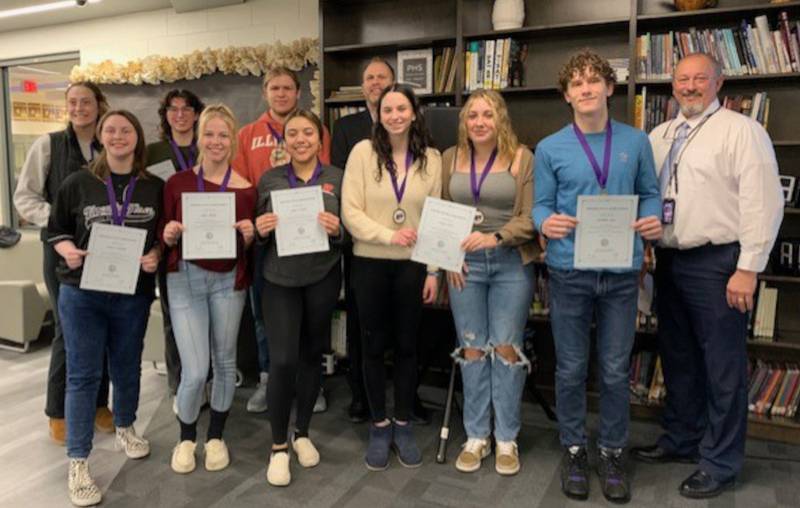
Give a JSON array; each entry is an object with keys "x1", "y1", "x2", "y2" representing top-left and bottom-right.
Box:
[{"x1": 102, "y1": 377, "x2": 800, "y2": 508}]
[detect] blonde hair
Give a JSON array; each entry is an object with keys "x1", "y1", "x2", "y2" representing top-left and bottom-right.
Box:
[
  {"x1": 457, "y1": 89, "x2": 519, "y2": 165},
  {"x1": 196, "y1": 104, "x2": 239, "y2": 166}
]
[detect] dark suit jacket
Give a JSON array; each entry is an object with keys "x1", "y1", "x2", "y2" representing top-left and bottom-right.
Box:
[{"x1": 331, "y1": 109, "x2": 373, "y2": 170}]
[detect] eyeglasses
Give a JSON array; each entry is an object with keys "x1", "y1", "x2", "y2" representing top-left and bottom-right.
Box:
[{"x1": 166, "y1": 106, "x2": 195, "y2": 115}]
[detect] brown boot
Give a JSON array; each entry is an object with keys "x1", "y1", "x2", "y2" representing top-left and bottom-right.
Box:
[
  {"x1": 49, "y1": 417, "x2": 66, "y2": 446},
  {"x1": 94, "y1": 407, "x2": 114, "y2": 433}
]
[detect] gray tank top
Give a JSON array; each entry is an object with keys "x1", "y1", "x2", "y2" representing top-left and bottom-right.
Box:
[{"x1": 449, "y1": 170, "x2": 516, "y2": 233}]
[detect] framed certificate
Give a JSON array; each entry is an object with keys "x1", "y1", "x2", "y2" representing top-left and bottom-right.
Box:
[
  {"x1": 80, "y1": 223, "x2": 147, "y2": 295},
  {"x1": 574, "y1": 195, "x2": 639, "y2": 269},
  {"x1": 411, "y1": 197, "x2": 475, "y2": 272},
  {"x1": 271, "y1": 186, "x2": 329, "y2": 257},
  {"x1": 397, "y1": 48, "x2": 433, "y2": 94},
  {"x1": 181, "y1": 192, "x2": 237, "y2": 260}
]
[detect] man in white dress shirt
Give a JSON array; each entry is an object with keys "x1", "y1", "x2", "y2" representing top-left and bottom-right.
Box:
[{"x1": 632, "y1": 53, "x2": 783, "y2": 498}]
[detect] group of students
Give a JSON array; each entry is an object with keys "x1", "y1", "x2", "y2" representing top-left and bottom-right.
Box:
[{"x1": 13, "y1": 46, "x2": 783, "y2": 507}]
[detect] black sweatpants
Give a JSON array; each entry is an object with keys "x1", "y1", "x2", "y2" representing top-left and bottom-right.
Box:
[
  {"x1": 351, "y1": 256, "x2": 426, "y2": 422},
  {"x1": 262, "y1": 266, "x2": 341, "y2": 444}
]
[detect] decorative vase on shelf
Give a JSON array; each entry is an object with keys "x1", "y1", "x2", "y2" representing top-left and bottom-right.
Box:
[
  {"x1": 673, "y1": 0, "x2": 718, "y2": 11},
  {"x1": 492, "y1": 0, "x2": 525, "y2": 31}
]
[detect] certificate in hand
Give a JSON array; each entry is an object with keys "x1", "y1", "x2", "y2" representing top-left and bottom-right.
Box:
[
  {"x1": 181, "y1": 192, "x2": 237, "y2": 260},
  {"x1": 411, "y1": 197, "x2": 475, "y2": 273},
  {"x1": 146, "y1": 159, "x2": 176, "y2": 181},
  {"x1": 271, "y1": 186, "x2": 329, "y2": 257},
  {"x1": 80, "y1": 223, "x2": 147, "y2": 295},
  {"x1": 574, "y1": 194, "x2": 639, "y2": 269}
]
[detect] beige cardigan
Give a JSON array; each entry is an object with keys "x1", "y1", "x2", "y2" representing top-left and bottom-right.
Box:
[
  {"x1": 441, "y1": 145, "x2": 541, "y2": 265},
  {"x1": 342, "y1": 139, "x2": 442, "y2": 263}
]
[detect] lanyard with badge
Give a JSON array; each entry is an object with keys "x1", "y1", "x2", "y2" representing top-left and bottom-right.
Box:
[
  {"x1": 573, "y1": 120, "x2": 612, "y2": 194},
  {"x1": 389, "y1": 152, "x2": 413, "y2": 224},
  {"x1": 196, "y1": 166, "x2": 233, "y2": 192},
  {"x1": 286, "y1": 160, "x2": 322, "y2": 188},
  {"x1": 267, "y1": 122, "x2": 287, "y2": 162},
  {"x1": 661, "y1": 106, "x2": 720, "y2": 224},
  {"x1": 470, "y1": 147, "x2": 498, "y2": 225},
  {"x1": 105, "y1": 175, "x2": 137, "y2": 226}
]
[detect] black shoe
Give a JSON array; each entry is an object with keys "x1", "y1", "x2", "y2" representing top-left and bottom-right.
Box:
[
  {"x1": 597, "y1": 448, "x2": 630, "y2": 504},
  {"x1": 560, "y1": 446, "x2": 589, "y2": 500},
  {"x1": 410, "y1": 398, "x2": 431, "y2": 426},
  {"x1": 348, "y1": 399, "x2": 369, "y2": 423},
  {"x1": 679, "y1": 470, "x2": 735, "y2": 499},
  {"x1": 631, "y1": 443, "x2": 698, "y2": 464}
]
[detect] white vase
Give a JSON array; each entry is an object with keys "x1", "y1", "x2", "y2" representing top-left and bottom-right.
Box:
[{"x1": 492, "y1": 0, "x2": 525, "y2": 31}]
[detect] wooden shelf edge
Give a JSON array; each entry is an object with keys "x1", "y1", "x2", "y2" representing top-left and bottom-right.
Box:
[
  {"x1": 748, "y1": 339, "x2": 800, "y2": 352},
  {"x1": 323, "y1": 35, "x2": 456, "y2": 54},
  {"x1": 637, "y1": 1, "x2": 800, "y2": 23},
  {"x1": 464, "y1": 17, "x2": 629, "y2": 40},
  {"x1": 757, "y1": 274, "x2": 800, "y2": 283},
  {"x1": 325, "y1": 92, "x2": 455, "y2": 105},
  {"x1": 636, "y1": 72, "x2": 800, "y2": 85}
]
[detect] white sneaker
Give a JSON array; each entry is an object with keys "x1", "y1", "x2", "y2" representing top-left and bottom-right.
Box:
[
  {"x1": 204, "y1": 439, "x2": 230, "y2": 471},
  {"x1": 247, "y1": 372, "x2": 269, "y2": 413},
  {"x1": 495, "y1": 440, "x2": 520, "y2": 476},
  {"x1": 455, "y1": 437, "x2": 491, "y2": 473},
  {"x1": 115, "y1": 425, "x2": 150, "y2": 459},
  {"x1": 292, "y1": 436, "x2": 320, "y2": 468},
  {"x1": 68, "y1": 458, "x2": 102, "y2": 507},
  {"x1": 171, "y1": 440, "x2": 197, "y2": 474},
  {"x1": 313, "y1": 388, "x2": 327, "y2": 414},
  {"x1": 266, "y1": 450, "x2": 291, "y2": 486}
]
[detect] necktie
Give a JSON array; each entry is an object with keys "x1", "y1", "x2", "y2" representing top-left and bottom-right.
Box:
[{"x1": 660, "y1": 122, "x2": 689, "y2": 196}]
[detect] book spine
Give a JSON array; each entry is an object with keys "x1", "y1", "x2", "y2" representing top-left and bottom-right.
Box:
[
  {"x1": 493, "y1": 39, "x2": 503, "y2": 89},
  {"x1": 484, "y1": 39, "x2": 494, "y2": 89}
]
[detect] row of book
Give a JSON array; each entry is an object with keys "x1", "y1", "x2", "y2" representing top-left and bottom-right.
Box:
[
  {"x1": 636, "y1": 11, "x2": 800, "y2": 79},
  {"x1": 326, "y1": 105, "x2": 366, "y2": 134},
  {"x1": 634, "y1": 87, "x2": 771, "y2": 132},
  {"x1": 752, "y1": 281, "x2": 779, "y2": 341},
  {"x1": 464, "y1": 38, "x2": 527, "y2": 92},
  {"x1": 629, "y1": 351, "x2": 666, "y2": 405},
  {"x1": 748, "y1": 361, "x2": 800, "y2": 418},
  {"x1": 433, "y1": 47, "x2": 459, "y2": 94}
]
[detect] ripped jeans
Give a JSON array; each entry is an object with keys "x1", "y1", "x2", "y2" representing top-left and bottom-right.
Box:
[{"x1": 448, "y1": 246, "x2": 535, "y2": 442}]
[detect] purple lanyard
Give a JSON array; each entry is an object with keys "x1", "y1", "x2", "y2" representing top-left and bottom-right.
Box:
[
  {"x1": 169, "y1": 139, "x2": 196, "y2": 171},
  {"x1": 470, "y1": 147, "x2": 498, "y2": 205},
  {"x1": 287, "y1": 160, "x2": 322, "y2": 188},
  {"x1": 388, "y1": 151, "x2": 413, "y2": 205},
  {"x1": 573, "y1": 120, "x2": 613, "y2": 190},
  {"x1": 105, "y1": 175, "x2": 137, "y2": 226},
  {"x1": 267, "y1": 123, "x2": 283, "y2": 144},
  {"x1": 196, "y1": 166, "x2": 233, "y2": 192}
]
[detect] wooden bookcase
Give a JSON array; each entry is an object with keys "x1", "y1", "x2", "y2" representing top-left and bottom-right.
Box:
[{"x1": 320, "y1": 0, "x2": 800, "y2": 444}]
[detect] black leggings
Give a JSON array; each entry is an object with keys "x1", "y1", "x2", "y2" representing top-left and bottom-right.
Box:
[
  {"x1": 262, "y1": 266, "x2": 341, "y2": 445},
  {"x1": 351, "y1": 257, "x2": 426, "y2": 422}
]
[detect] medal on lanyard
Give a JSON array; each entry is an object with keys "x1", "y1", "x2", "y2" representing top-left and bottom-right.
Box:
[
  {"x1": 573, "y1": 120, "x2": 612, "y2": 194},
  {"x1": 105, "y1": 175, "x2": 137, "y2": 226},
  {"x1": 470, "y1": 147, "x2": 498, "y2": 225},
  {"x1": 267, "y1": 123, "x2": 287, "y2": 163},
  {"x1": 389, "y1": 152, "x2": 413, "y2": 224},
  {"x1": 169, "y1": 138, "x2": 196, "y2": 172},
  {"x1": 287, "y1": 160, "x2": 322, "y2": 188},
  {"x1": 196, "y1": 166, "x2": 233, "y2": 192},
  {"x1": 662, "y1": 197, "x2": 676, "y2": 225}
]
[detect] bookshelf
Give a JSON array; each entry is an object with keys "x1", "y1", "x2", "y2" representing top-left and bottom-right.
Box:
[{"x1": 320, "y1": 0, "x2": 800, "y2": 443}]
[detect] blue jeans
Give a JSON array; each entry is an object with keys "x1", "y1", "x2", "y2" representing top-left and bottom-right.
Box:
[
  {"x1": 448, "y1": 247, "x2": 535, "y2": 442},
  {"x1": 251, "y1": 244, "x2": 270, "y2": 374},
  {"x1": 548, "y1": 268, "x2": 638, "y2": 450},
  {"x1": 59, "y1": 284, "x2": 152, "y2": 459},
  {"x1": 168, "y1": 261, "x2": 247, "y2": 424}
]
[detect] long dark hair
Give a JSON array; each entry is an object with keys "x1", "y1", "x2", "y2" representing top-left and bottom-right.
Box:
[
  {"x1": 157, "y1": 89, "x2": 205, "y2": 141},
  {"x1": 371, "y1": 84, "x2": 431, "y2": 181},
  {"x1": 89, "y1": 110, "x2": 149, "y2": 179}
]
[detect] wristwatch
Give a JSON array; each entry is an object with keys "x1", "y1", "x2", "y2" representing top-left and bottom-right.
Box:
[{"x1": 494, "y1": 232, "x2": 504, "y2": 245}]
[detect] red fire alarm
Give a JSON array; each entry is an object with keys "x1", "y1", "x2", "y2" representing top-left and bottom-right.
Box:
[{"x1": 22, "y1": 80, "x2": 38, "y2": 93}]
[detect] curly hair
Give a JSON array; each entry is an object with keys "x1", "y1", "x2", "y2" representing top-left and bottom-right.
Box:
[
  {"x1": 157, "y1": 89, "x2": 205, "y2": 141},
  {"x1": 196, "y1": 104, "x2": 239, "y2": 166},
  {"x1": 456, "y1": 89, "x2": 519, "y2": 166},
  {"x1": 371, "y1": 84, "x2": 431, "y2": 181},
  {"x1": 89, "y1": 110, "x2": 148, "y2": 180},
  {"x1": 557, "y1": 49, "x2": 616, "y2": 93}
]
